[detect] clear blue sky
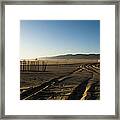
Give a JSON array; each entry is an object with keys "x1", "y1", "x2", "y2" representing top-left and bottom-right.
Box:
[{"x1": 20, "y1": 20, "x2": 100, "y2": 59}]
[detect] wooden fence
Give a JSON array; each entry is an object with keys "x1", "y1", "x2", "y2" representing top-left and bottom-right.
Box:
[{"x1": 20, "y1": 60, "x2": 47, "y2": 72}]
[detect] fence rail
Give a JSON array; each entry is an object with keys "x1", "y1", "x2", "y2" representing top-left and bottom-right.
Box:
[{"x1": 20, "y1": 60, "x2": 47, "y2": 72}]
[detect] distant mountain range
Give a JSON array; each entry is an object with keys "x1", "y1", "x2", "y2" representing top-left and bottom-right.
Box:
[{"x1": 41, "y1": 54, "x2": 100, "y2": 59}]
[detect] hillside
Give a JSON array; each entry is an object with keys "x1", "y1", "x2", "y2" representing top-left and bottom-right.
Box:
[{"x1": 41, "y1": 54, "x2": 100, "y2": 59}]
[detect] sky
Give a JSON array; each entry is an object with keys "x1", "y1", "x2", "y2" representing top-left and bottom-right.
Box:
[{"x1": 20, "y1": 20, "x2": 100, "y2": 59}]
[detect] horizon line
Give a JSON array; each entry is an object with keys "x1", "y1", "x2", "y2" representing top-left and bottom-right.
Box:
[{"x1": 20, "y1": 53, "x2": 100, "y2": 60}]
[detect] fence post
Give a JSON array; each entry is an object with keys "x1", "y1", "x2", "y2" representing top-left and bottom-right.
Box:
[
  {"x1": 38, "y1": 61, "x2": 40, "y2": 71},
  {"x1": 28, "y1": 61, "x2": 30, "y2": 71},
  {"x1": 23, "y1": 60, "x2": 26, "y2": 71}
]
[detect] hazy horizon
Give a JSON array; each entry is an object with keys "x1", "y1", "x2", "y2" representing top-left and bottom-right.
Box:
[
  {"x1": 20, "y1": 20, "x2": 100, "y2": 59},
  {"x1": 20, "y1": 53, "x2": 100, "y2": 60}
]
